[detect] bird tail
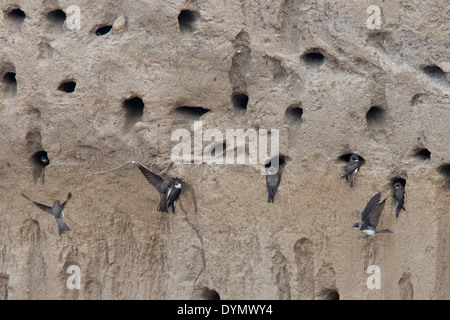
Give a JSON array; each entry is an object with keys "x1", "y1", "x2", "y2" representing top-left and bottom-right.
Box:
[
  {"x1": 267, "y1": 187, "x2": 276, "y2": 203},
  {"x1": 395, "y1": 201, "x2": 405, "y2": 217},
  {"x1": 157, "y1": 193, "x2": 169, "y2": 213},
  {"x1": 378, "y1": 229, "x2": 392, "y2": 234},
  {"x1": 58, "y1": 222, "x2": 71, "y2": 236}
]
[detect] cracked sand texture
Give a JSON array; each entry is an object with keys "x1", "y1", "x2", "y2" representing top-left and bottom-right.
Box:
[{"x1": 0, "y1": 0, "x2": 449, "y2": 299}]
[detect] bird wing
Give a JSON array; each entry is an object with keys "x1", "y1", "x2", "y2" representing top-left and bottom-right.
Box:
[
  {"x1": 138, "y1": 164, "x2": 165, "y2": 192},
  {"x1": 61, "y1": 193, "x2": 72, "y2": 211},
  {"x1": 360, "y1": 193, "x2": 381, "y2": 222},
  {"x1": 22, "y1": 193, "x2": 54, "y2": 215},
  {"x1": 361, "y1": 198, "x2": 386, "y2": 230},
  {"x1": 346, "y1": 160, "x2": 360, "y2": 174},
  {"x1": 341, "y1": 161, "x2": 357, "y2": 178}
]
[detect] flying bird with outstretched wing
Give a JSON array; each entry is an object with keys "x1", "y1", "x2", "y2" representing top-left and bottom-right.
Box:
[
  {"x1": 352, "y1": 192, "x2": 392, "y2": 238},
  {"x1": 22, "y1": 193, "x2": 72, "y2": 236}
]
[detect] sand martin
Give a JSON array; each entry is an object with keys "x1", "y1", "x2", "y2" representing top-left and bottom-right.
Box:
[
  {"x1": 138, "y1": 164, "x2": 181, "y2": 214},
  {"x1": 266, "y1": 166, "x2": 281, "y2": 203},
  {"x1": 341, "y1": 154, "x2": 361, "y2": 188},
  {"x1": 352, "y1": 192, "x2": 392, "y2": 238},
  {"x1": 393, "y1": 182, "x2": 406, "y2": 217},
  {"x1": 22, "y1": 193, "x2": 72, "y2": 236}
]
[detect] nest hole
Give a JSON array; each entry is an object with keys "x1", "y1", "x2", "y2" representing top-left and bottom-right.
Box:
[
  {"x1": 3, "y1": 72, "x2": 16, "y2": 84},
  {"x1": 7, "y1": 8, "x2": 26, "y2": 23},
  {"x1": 57, "y1": 81, "x2": 76, "y2": 93},
  {"x1": 265, "y1": 155, "x2": 288, "y2": 168},
  {"x1": 232, "y1": 93, "x2": 248, "y2": 111},
  {"x1": 285, "y1": 104, "x2": 303, "y2": 122},
  {"x1": 392, "y1": 177, "x2": 407, "y2": 187},
  {"x1": 199, "y1": 288, "x2": 221, "y2": 300},
  {"x1": 366, "y1": 106, "x2": 385, "y2": 126},
  {"x1": 437, "y1": 164, "x2": 450, "y2": 181},
  {"x1": 95, "y1": 25, "x2": 112, "y2": 36},
  {"x1": 3, "y1": 72, "x2": 17, "y2": 94},
  {"x1": 301, "y1": 49, "x2": 325, "y2": 67},
  {"x1": 413, "y1": 148, "x2": 431, "y2": 160},
  {"x1": 422, "y1": 65, "x2": 446, "y2": 81},
  {"x1": 178, "y1": 10, "x2": 199, "y2": 33},
  {"x1": 322, "y1": 289, "x2": 340, "y2": 300},
  {"x1": 31, "y1": 151, "x2": 50, "y2": 168},
  {"x1": 47, "y1": 9, "x2": 66, "y2": 26},
  {"x1": 175, "y1": 106, "x2": 210, "y2": 119},
  {"x1": 338, "y1": 153, "x2": 365, "y2": 163},
  {"x1": 123, "y1": 97, "x2": 144, "y2": 122}
]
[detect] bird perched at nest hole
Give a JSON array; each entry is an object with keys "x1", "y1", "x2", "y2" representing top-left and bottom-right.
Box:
[
  {"x1": 393, "y1": 182, "x2": 406, "y2": 217},
  {"x1": 341, "y1": 154, "x2": 361, "y2": 188},
  {"x1": 266, "y1": 166, "x2": 282, "y2": 203},
  {"x1": 352, "y1": 192, "x2": 392, "y2": 238},
  {"x1": 22, "y1": 193, "x2": 72, "y2": 236},
  {"x1": 137, "y1": 164, "x2": 181, "y2": 214}
]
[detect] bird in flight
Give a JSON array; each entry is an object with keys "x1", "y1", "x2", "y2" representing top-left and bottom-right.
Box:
[
  {"x1": 22, "y1": 193, "x2": 72, "y2": 236},
  {"x1": 352, "y1": 192, "x2": 392, "y2": 238}
]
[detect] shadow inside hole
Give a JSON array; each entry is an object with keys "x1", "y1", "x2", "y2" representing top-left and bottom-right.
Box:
[
  {"x1": 3, "y1": 72, "x2": 17, "y2": 95},
  {"x1": 422, "y1": 65, "x2": 446, "y2": 81},
  {"x1": 265, "y1": 155, "x2": 288, "y2": 168},
  {"x1": 199, "y1": 287, "x2": 220, "y2": 300},
  {"x1": 123, "y1": 97, "x2": 144, "y2": 124},
  {"x1": 232, "y1": 93, "x2": 248, "y2": 111},
  {"x1": 30, "y1": 151, "x2": 49, "y2": 183},
  {"x1": 437, "y1": 164, "x2": 450, "y2": 181},
  {"x1": 338, "y1": 153, "x2": 365, "y2": 164},
  {"x1": 322, "y1": 289, "x2": 340, "y2": 300},
  {"x1": 413, "y1": 148, "x2": 431, "y2": 160},
  {"x1": 47, "y1": 9, "x2": 66, "y2": 26},
  {"x1": 301, "y1": 50, "x2": 325, "y2": 67},
  {"x1": 366, "y1": 106, "x2": 385, "y2": 126},
  {"x1": 392, "y1": 177, "x2": 407, "y2": 188},
  {"x1": 178, "y1": 10, "x2": 199, "y2": 33},
  {"x1": 31, "y1": 150, "x2": 50, "y2": 168},
  {"x1": 95, "y1": 25, "x2": 112, "y2": 36},
  {"x1": 285, "y1": 104, "x2": 303, "y2": 123},
  {"x1": 175, "y1": 106, "x2": 210, "y2": 119},
  {"x1": 57, "y1": 81, "x2": 76, "y2": 93},
  {"x1": 7, "y1": 8, "x2": 26, "y2": 23}
]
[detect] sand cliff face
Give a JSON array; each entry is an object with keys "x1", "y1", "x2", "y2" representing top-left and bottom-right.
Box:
[{"x1": 0, "y1": 0, "x2": 449, "y2": 300}]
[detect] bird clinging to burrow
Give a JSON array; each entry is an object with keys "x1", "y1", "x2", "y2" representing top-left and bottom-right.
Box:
[
  {"x1": 341, "y1": 154, "x2": 361, "y2": 188},
  {"x1": 137, "y1": 163, "x2": 181, "y2": 214}
]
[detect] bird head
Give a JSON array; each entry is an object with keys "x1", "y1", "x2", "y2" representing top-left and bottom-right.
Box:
[
  {"x1": 173, "y1": 179, "x2": 181, "y2": 189},
  {"x1": 350, "y1": 154, "x2": 359, "y2": 162},
  {"x1": 266, "y1": 166, "x2": 279, "y2": 175},
  {"x1": 352, "y1": 222, "x2": 361, "y2": 229},
  {"x1": 393, "y1": 182, "x2": 402, "y2": 189}
]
